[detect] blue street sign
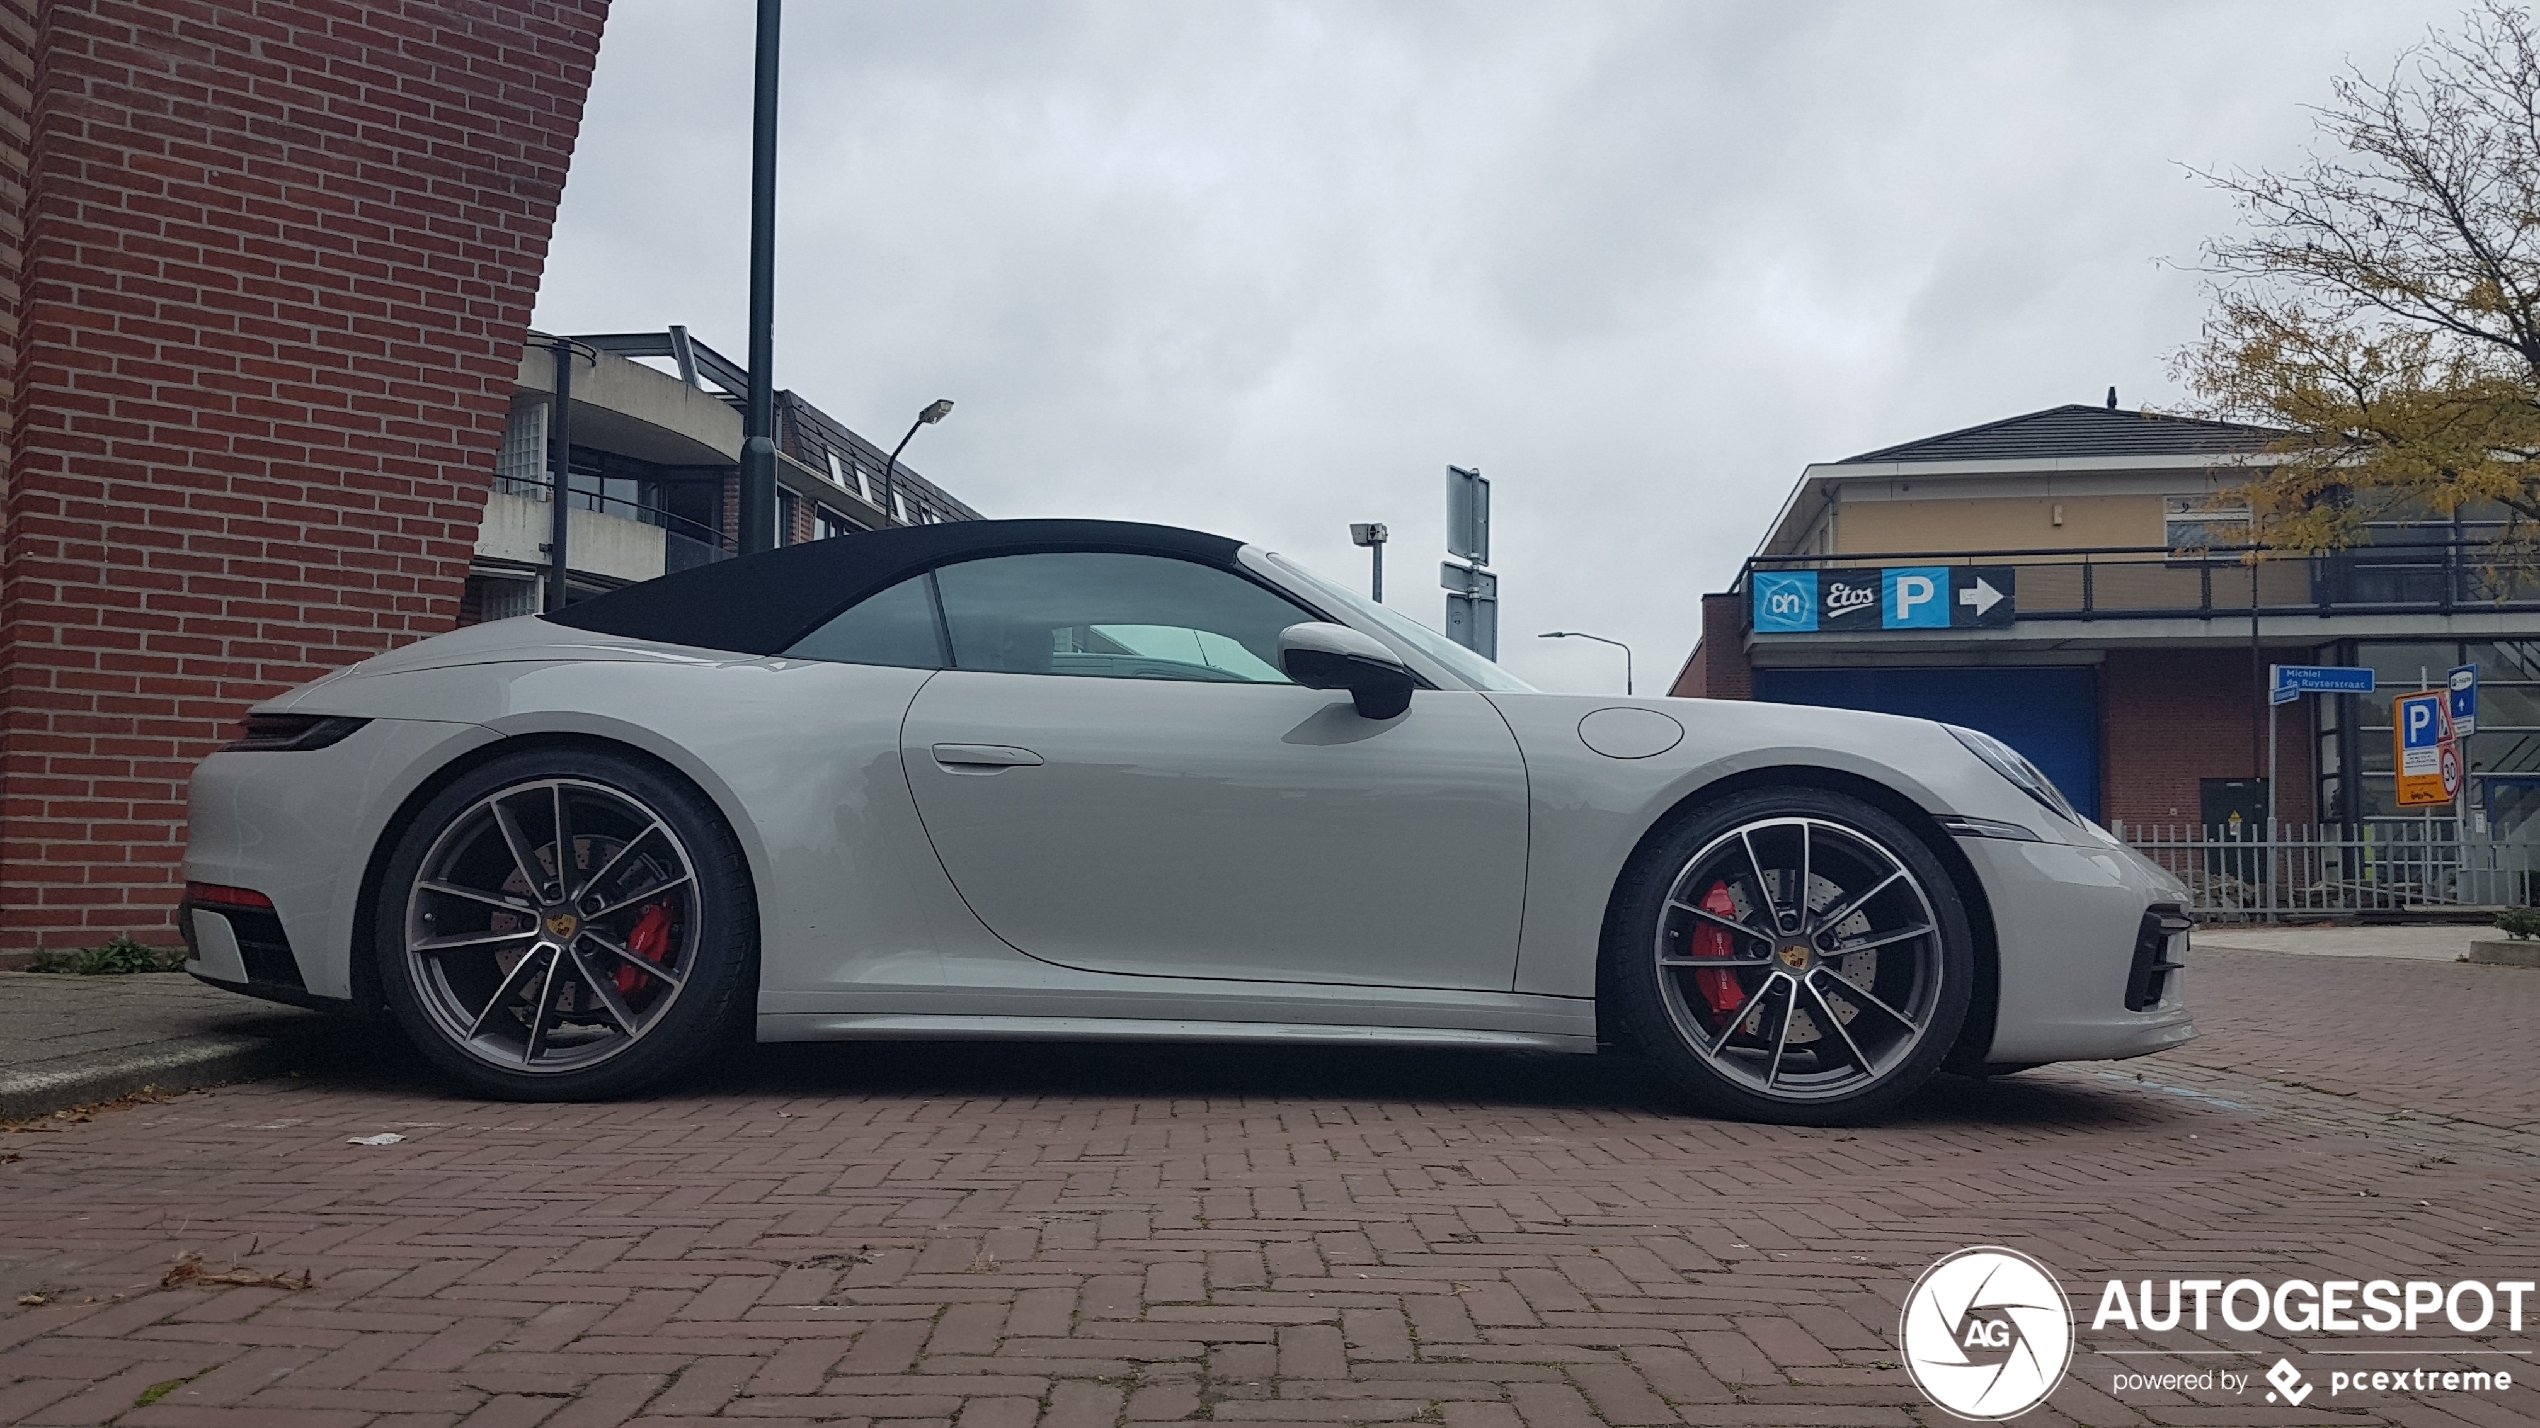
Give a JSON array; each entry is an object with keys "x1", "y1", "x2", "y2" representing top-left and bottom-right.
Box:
[
  {"x1": 2270, "y1": 665, "x2": 2375, "y2": 705},
  {"x1": 1752, "y1": 570, "x2": 1818, "y2": 632},
  {"x1": 2450, "y1": 664, "x2": 2479, "y2": 736},
  {"x1": 1883, "y1": 567, "x2": 1951, "y2": 629}
]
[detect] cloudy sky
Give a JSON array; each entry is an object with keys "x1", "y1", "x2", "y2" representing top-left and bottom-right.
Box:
[{"x1": 533, "y1": 1, "x2": 2467, "y2": 693}]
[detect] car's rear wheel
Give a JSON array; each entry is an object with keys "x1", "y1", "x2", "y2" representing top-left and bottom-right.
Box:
[
  {"x1": 375, "y1": 746, "x2": 755, "y2": 1100},
  {"x1": 1607, "y1": 786, "x2": 1971, "y2": 1125}
]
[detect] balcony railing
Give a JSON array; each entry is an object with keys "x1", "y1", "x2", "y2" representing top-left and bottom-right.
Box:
[
  {"x1": 1739, "y1": 539, "x2": 2540, "y2": 633},
  {"x1": 574, "y1": 328, "x2": 983, "y2": 529},
  {"x1": 494, "y1": 473, "x2": 736, "y2": 573}
]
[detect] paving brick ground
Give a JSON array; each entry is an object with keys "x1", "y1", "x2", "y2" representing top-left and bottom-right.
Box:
[{"x1": 0, "y1": 947, "x2": 2535, "y2": 1427}]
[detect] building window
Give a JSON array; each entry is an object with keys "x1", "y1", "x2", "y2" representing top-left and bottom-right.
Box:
[
  {"x1": 496, "y1": 402, "x2": 549, "y2": 497},
  {"x1": 567, "y1": 465, "x2": 648, "y2": 521},
  {"x1": 777, "y1": 487, "x2": 801, "y2": 547},
  {"x1": 460, "y1": 572, "x2": 540, "y2": 626},
  {"x1": 2164, "y1": 495, "x2": 2250, "y2": 551},
  {"x1": 816, "y1": 506, "x2": 854, "y2": 541}
]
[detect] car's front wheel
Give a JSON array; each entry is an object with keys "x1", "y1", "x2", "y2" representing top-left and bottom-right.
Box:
[
  {"x1": 1606, "y1": 786, "x2": 1972, "y2": 1125},
  {"x1": 375, "y1": 746, "x2": 756, "y2": 1100}
]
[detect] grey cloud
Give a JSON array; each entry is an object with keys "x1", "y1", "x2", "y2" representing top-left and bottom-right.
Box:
[{"x1": 537, "y1": 0, "x2": 2466, "y2": 693}]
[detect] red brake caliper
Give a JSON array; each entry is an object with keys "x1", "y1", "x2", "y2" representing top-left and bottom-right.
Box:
[
  {"x1": 1691, "y1": 880, "x2": 1748, "y2": 1021},
  {"x1": 614, "y1": 901, "x2": 678, "y2": 997}
]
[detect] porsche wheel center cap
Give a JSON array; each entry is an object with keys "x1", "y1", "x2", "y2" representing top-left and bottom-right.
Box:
[
  {"x1": 544, "y1": 911, "x2": 579, "y2": 941},
  {"x1": 1777, "y1": 943, "x2": 1810, "y2": 970}
]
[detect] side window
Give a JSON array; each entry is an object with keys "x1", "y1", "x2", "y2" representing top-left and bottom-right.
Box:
[
  {"x1": 783, "y1": 573, "x2": 946, "y2": 669},
  {"x1": 934, "y1": 552, "x2": 1315, "y2": 683}
]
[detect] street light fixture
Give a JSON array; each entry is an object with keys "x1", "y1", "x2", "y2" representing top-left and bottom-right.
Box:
[
  {"x1": 880, "y1": 398, "x2": 954, "y2": 525},
  {"x1": 1538, "y1": 630, "x2": 1633, "y2": 695},
  {"x1": 1349, "y1": 522, "x2": 1388, "y2": 602}
]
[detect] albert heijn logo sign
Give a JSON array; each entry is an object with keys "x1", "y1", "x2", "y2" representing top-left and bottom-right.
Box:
[{"x1": 1753, "y1": 566, "x2": 2017, "y2": 634}]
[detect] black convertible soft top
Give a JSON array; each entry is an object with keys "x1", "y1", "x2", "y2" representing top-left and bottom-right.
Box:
[{"x1": 543, "y1": 518, "x2": 1247, "y2": 656}]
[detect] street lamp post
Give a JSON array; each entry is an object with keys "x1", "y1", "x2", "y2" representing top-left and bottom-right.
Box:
[
  {"x1": 880, "y1": 398, "x2": 954, "y2": 525},
  {"x1": 540, "y1": 337, "x2": 594, "y2": 613},
  {"x1": 1349, "y1": 522, "x2": 1388, "y2": 602},
  {"x1": 1538, "y1": 630, "x2": 1633, "y2": 695},
  {"x1": 737, "y1": 0, "x2": 783, "y2": 555}
]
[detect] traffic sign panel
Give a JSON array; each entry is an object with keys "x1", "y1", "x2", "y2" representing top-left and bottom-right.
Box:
[
  {"x1": 2271, "y1": 665, "x2": 2374, "y2": 704},
  {"x1": 2393, "y1": 690, "x2": 2456, "y2": 807},
  {"x1": 2450, "y1": 664, "x2": 2479, "y2": 735},
  {"x1": 1748, "y1": 564, "x2": 2018, "y2": 633}
]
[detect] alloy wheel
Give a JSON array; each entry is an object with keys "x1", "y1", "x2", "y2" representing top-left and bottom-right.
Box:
[
  {"x1": 1651, "y1": 815, "x2": 1946, "y2": 1102},
  {"x1": 401, "y1": 777, "x2": 700, "y2": 1074}
]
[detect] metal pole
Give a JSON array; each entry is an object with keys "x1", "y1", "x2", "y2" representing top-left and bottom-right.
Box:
[
  {"x1": 545, "y1": 339, "x2": 574, "y2": 613},
  {"x1": 2267, "y1": 693, "x2": 2278, "y2": 919},
  {"x1": 1371, "y1": 543, "x2": 1383, "y2": 603},
  {"x1": 881, "y1": 416, "x2": 923, "y2": 526},
  {"x1": 737, "y1": 0, "x2": 782, "y2": 555}
]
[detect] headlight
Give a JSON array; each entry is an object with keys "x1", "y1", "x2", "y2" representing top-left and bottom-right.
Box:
[{"x1": 1946, "y1": 724, "x2": 2078, "y2": 825}]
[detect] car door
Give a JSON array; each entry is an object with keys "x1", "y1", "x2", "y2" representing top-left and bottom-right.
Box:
[{"x1": 888, "y1": 549, "x2": 1529, "y2": 990}]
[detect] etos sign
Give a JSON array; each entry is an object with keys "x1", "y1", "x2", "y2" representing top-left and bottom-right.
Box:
[{"x1": 1753, "y1": 566, "x2": 2016, "y2": 634}]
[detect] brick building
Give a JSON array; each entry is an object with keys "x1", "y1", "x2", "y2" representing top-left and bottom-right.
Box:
[
  {"x1": 0, "y1": 2, "x2": 612, "y2": 950},
  {"x1": 1674, "y1": 401, "x2": 2540, "y2": 843}
]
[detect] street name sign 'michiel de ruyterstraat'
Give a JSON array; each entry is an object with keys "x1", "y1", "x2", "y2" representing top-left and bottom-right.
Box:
[{"x1": 2270, "y1": 665, "x2": 2375, "y2": 706}]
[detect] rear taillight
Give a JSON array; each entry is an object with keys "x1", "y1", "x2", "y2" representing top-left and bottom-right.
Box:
[{"x1": 222, "y1": 713, "x2": 368, "y2": 752}]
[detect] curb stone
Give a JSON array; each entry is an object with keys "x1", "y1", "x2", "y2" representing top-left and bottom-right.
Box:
[
  {"x1": 2467, "y1": 937, "x2": 2540, "y2": 969},
  {"x1": 0, "y1": 1031, "x2": 302, "y2": 1121}
]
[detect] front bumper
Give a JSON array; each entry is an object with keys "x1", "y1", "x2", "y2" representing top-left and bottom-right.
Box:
[{"x1": 1960, "y1": 834, "x2": 2196, "y2": 1065}]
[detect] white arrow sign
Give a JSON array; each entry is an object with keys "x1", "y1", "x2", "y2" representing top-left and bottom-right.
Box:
[{"x1": 1958, "y1": 577, "x2": 2005, "y2": 616}]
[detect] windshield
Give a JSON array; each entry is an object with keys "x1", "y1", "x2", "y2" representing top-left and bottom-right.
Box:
[{"x1": 1263, "y1": 552, "x2": 1536, "y2": 692}]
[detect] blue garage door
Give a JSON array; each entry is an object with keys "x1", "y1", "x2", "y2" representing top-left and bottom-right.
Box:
[{"x1": 1750, "y1": 666, "x2": 2101, "y2": 821}]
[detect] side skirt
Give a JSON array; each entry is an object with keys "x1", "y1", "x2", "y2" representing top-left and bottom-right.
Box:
[{"x1": 758, "y1": 1013, "x2": 1596, "y2": 1053}]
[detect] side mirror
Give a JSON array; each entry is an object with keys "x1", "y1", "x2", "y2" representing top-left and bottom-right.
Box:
[{"x1": 1278, "y1": 622, "x2": 1416, "y2": 720}]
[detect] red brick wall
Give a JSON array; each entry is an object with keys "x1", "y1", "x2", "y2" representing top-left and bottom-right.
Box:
[
  {"x1": 0, "y1": 1, "x2": 609, "y2": 949},
  {"x1": 1669, "y1": 593, "x2": 1751, "y2": 699},
  {"x1": 2100, "y1": 647, "x2": 2316, "y2": 833}
]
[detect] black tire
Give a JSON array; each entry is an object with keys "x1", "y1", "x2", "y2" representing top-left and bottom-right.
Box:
[
  {"x1": 374, "y1": 745, "x2": 756, "y2": 1100},
  {"x1": 1605, "y1": 786, "x2": 1972, "y2": 1125}
]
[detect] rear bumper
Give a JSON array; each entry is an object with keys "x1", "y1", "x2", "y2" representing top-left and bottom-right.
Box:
[
  {"x1": 1961, "y1": 834, "x2": 2197, "y2": 1065},
  {"x1": 181, "y1": 717, "x2": 497, "y2": 1001}
]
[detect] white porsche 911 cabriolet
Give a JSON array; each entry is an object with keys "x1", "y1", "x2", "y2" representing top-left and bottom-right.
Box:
[{"x1": 180, "y1": 519, "x2": 2193, "y2": 1123}]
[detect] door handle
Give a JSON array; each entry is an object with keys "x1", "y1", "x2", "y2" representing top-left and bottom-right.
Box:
[{"x1": 932, "y1": 743, "x2": 1045, "y2": 769}]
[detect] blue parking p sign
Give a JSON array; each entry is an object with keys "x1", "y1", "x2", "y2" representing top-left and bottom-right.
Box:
[
  {"x1": 1883, "y1": 567, "x2": 1951, "y2": 629},
  {"x1": 1753, "y1": 571, "x2": 1818, "y2": 632}
]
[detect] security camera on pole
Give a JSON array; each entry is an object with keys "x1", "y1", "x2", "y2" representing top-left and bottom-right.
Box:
[
  {"x1": 1349, "y1": 522, "x2": 1388, "y2": 602},
  {"x1": 1440, "y1": 466, "x2": 1496, "y2": 659}
]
